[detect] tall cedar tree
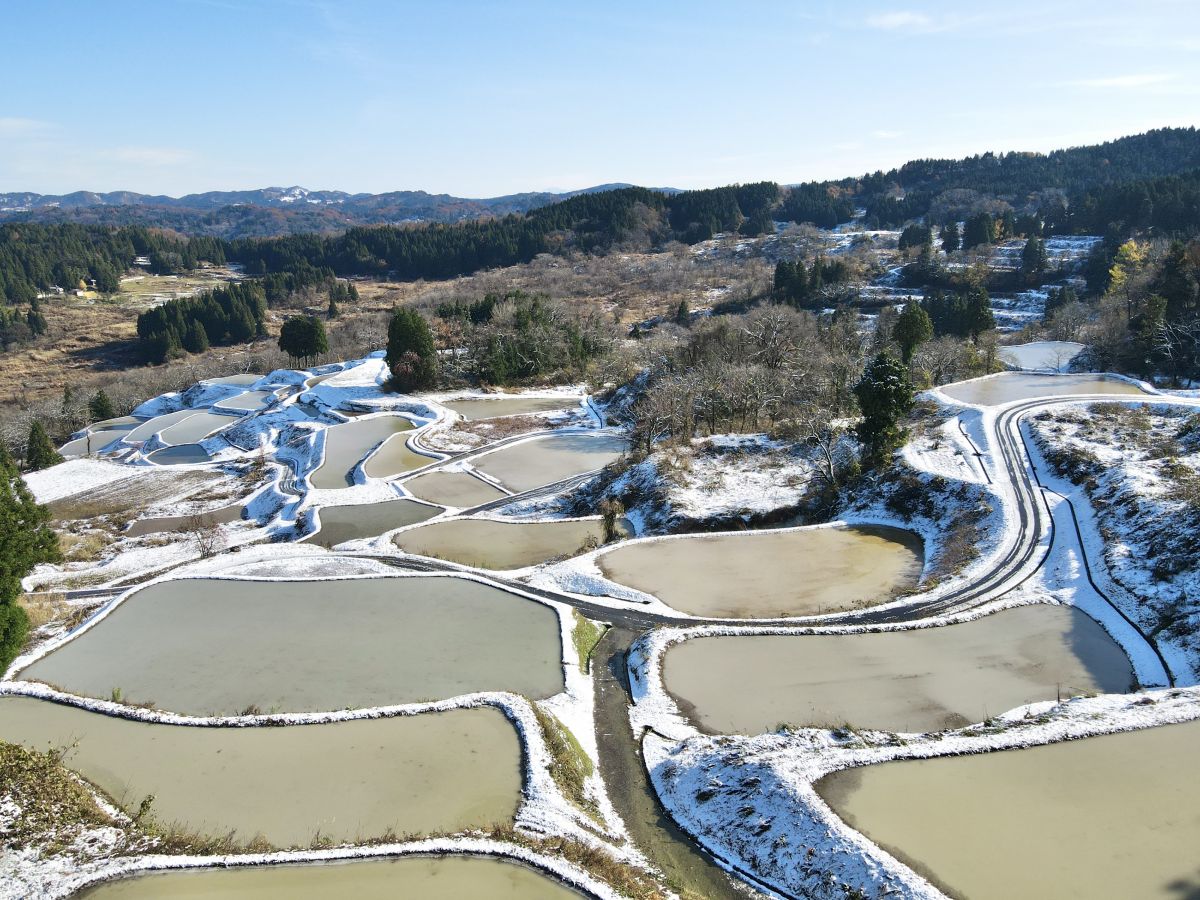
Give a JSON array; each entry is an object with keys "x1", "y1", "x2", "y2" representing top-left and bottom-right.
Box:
[
  {"x1": 88, "y1": 390, "x2": 115, "y2": 422},
  {"x1": 893, "y1": 300, "x2": 934, "y2": 363},
  {"x1": 0, "y1": 447, "x2": 61, "y2": 670},
  {"x1": 853, "y1": 352, "x2": 914, "y2": 463},
  {"x1": 385, "y1": 308, "x2": 437, "y2": 391},
  {"x1": 25, "y1": 422, "x2": 61, "y2": 472},
  {"x1": 940, "y1": 222, "x2": 960, "y2": 253}
]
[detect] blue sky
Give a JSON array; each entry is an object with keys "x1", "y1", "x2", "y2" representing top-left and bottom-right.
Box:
[{"x1": 2, "y1": 0, "x2": 1198, "y2": 196}]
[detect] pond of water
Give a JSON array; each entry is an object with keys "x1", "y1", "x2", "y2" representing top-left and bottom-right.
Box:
[
  {"x1": 941, "y1": 372, "x2": 1147, "y2": 406},
  {"x1": 125, "y1": 504, "x2": 244, "y2": 538},
  {"x1": 215, "y1": 390, "x2": 275, "y2": 412},
  {"x1": 817, "y1": 718, "x2": 1200, "y2": 900},
  {"x1": 361, "y1": 433, "x2": 434, "y2": 480},
  {"x1": 77, "y1": 856, "x2": 587, "y2": 899},
  {"x1": 999, "y1": 341, "x2": 1085, "y2": 372},
  {"x1": 20, "y1": 576, "x2": 564, "y2": 714},
  {"x1": 599, "y1": 525, "x2": 922, "y2": 618},
  {"x1": 205, "y1": 374, "x2": 262, "y2": 387},
  {"x1": 145, "y1": 444, "x2": 212, "y2": 465},
  {"x1": 446, "y1": 397, "x2": 579, "y2": 421},
  {"x1": 60, "y1": 425, "x2": 138, "y2": 458},
  {"x1": 307, "y1": 499, "x2": 440, "y2": 547},
  {"x1": 474, "y1": 433, "x2": 627, "y2": 493},
  {"x1": 123, "y1": 410, "x2": 205, "y2": 444},
  {"x1": 404, "y1": 471, "x2": 509, "y2": 508},
  {"x1": 395, "y1": 518, "x2": 607, "y2": 569},
  {"x1": 310, "y1": 416, "x2": 414, "y2": 489},
  {"x1": 156, "y1": 411, "x2": 241, "y2": 446},
  {"x1": 664, "y1": 605, "x2": 1133, "y2": 734},
  {"x1": 0, "y1": 696, "x2": 521, "y2": 847}
]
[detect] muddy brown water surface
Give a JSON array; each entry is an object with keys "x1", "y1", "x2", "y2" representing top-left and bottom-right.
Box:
[
  {"x1": 473, "y1": 433, "x2": 627, "y2": 493},
  {"x1": 941, "y1": 372, "x2": 1148, "y2": 406},
  {"x1": 20, "y1": 576, "x2": 564, "y2": 714},
  {"x1": 125, "y1": 504, "x2": 244, "y2": 537},
  {"x1": 446, "y1": 397, "x2": 579, "y2": 421},
  {"x1": 308, "y1": 499, "x2": 439, "y2": 547},
  {"x1": 394, "y1": 518, "x2": 608, "y2": 569},
  {"x1": 817, "y1": 718, "x2": 1200, "y2": 900},
  {"x1": 76, "y1": 856, "x2": 588, "y2": 899},
  {"x1": 600, "y1": 525, "x2": 923, "y2": 618},
  {"x1": 362, "y1": 432, "x2": 434, "y2": 479},
  {"x1": 0, "y1": 697, "x2": 521, "y2": 846},
  {"x1": 310, "y1": 416, "x2": 415, "y2": 489},
  {"x1": 665, "y1": 605, "x2": 1133, "y2": 734},
  {"x1": 404, "y1": 471, "x2": 509, "y2": 507}
]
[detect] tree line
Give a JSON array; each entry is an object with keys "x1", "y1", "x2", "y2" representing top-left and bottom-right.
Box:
[{"x1": 136, "y1": 283, "x2": 267, "y2": 363}]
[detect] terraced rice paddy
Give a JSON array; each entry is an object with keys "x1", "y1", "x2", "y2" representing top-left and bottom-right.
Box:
[
  {"x1": 308, "y1": 499, "x2": 440, "y2": 547},
  {"x1": 664, "y1": 605, "x2": 1133, "y2": 734},
  {"x1": 394, "y1": 518, "x2": 608, "y2": 569},
  {"x1": 817, "y1": 718, "x2": 1200, "y2": 900},
  {"x1": 0, "y1": 697, "x2": 522, "y2": 846},
  {"x1": 941, "y1": 372, "x2": 1148, "y2": 406},
  {"x1": 310, "y1": 416, "x2": 415, "y2": 489},
  {"x1": 446, "y1": 396, "x2": 578, "y2": 421},
  {"x1": 472, "y1": 433, "x2": 627, "y2": 493},
  {"x1": 599, "y1": 525, "x2": 922, "y2": 618},
  {"x1": 403, "y1": 471, "x2": 509, "y2": 507},
  {"x1": 19, "y1": 576, "x2": 565, "y2": 713},
  {"x1": 77, "y1": 856, "x2": 587, "y2": 899}
]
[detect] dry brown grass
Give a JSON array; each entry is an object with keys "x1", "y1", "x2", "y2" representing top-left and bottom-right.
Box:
[
  {"x1": 58, "y1": 530, "x2": 113, "y2": 563},
  {"x1": 18, "y1": 591, "x2": 70, "y2": 630}
]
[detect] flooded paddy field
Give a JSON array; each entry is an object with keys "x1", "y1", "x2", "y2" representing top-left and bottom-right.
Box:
[
  {"x1": 361, "y1": 432, "x2": 433, "y2": 479},
  {"x1": 125, "y1": 503, "x2": 244, "y2": 538},
  {"x1": 817, "y1": 718, "x2": 1200, "y2": 900},
  {"x1": 307, "y1": 499, "x2": 440, "y2": 547},
  {"x1": 941, "y1": 372, "x2": 1148, "y2": 406},
  {"x1": 599, "y1": 525, "x2": 922, "y2": 618},
  {"x1": 404, "y1": 471, "x2": 509, "y2": 508},
  {"x1": 446, "y1": 396, "x2": 578, "y2": 421},
  {"x1": 60, "y1": 424, "x2": 139, "y2": 458},
  {"x1": 394, "y1": 518, "x2": 607, "y2": 569},
  {"x1": 19, "y1": 576, "x2": 564, "y2": 714},
  {"x1": 204, "y1": 374, "x2": 262, "y2": 387},
  {"x1": 215, "y1": 389, "x2": 275, "y2": 411},
  {"x1": 310, "y1": 416, "x2": 414, "y2": 489},
  {"x1": 78, "y1": 856, "x2": 587, "y2": 899},
  {"x1": 0, "y1": 697, "x2": 520, "y2": 846},
  {"x1": 999, "y1": 340, "x2": 1085, "y2": 372},
  {"x1": 123, "y1": 410, "x2": 208, "y2": 444},
  {"x1": 145, "y1": 444, "x2": 212, "y2": 465},
  {"x1": 664, "y1": 605, "x2": 1133, "y2": 734},
  {"x1": 473, "y1": 433, "x2": 627, "y2": 493}
]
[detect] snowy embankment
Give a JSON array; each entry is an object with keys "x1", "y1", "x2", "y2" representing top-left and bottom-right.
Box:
[{"x1": 1027, "y1": 401, "x2": 1200, "y2": 683}]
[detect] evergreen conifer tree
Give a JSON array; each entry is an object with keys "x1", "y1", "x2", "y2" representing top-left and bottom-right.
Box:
[
  {"x1": 25, "y1": 421, "x2": 61, "y2": 472},
  {"x1": 0, "y1": 447, "x2": 61, "y2": 670},
  {"x1": 385, "y1": 308, "x2": 438, "y2": 392},
  {"x1": 88, "y1": 390, "x2": 115, "y2": 422}
]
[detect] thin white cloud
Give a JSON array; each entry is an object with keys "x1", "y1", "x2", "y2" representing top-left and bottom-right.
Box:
[
  {"x1": 872, "y1": 129, "x2": 903, "y2": 139},
  {"x1": 1066, "y1": 73, "x2": 1176, "y2": 88},
  {"x1": 0, "y1": 117, "x2": 54, "y2": 137},
  {"x1": 865, "y1": 11, "x2": 932, "y2": 30}
]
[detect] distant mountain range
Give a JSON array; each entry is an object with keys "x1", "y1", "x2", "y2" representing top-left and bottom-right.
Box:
[{"x1": 0, "y1": 183, "x2": 681, "y2": 238}]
